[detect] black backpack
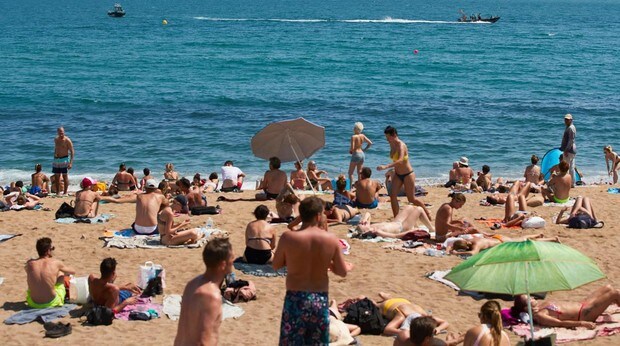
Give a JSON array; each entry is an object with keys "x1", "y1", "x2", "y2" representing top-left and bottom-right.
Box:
[
  {"x1": 343, "y1": 298, "x2": 386, "y2": 335},
  {"x1": 568, "y1": 214, "x2": 596, "y2": 229},
  {"x1": 86, "y1": 306, "x2": 114, "y2": 326}
]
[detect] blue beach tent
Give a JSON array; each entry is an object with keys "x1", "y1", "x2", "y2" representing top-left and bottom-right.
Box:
[{"x1": 540, "y1": 148, "x2": 582, "y2": 182}]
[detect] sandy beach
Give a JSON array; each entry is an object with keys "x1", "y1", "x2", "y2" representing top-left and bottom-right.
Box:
[{"x1": 1, "y1": 185, "x2": 619, "y2": 345}]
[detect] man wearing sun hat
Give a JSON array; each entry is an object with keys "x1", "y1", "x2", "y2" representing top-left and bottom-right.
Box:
[
  {"x1": 73, "y1": 177, "x2": 101, "y2": 218},
  {"x1": 560, "y1": 114, "x2": 577, "y2": 187},
  {"x1": 455, "y1": 157, "x2": 474, "y2": 186}
]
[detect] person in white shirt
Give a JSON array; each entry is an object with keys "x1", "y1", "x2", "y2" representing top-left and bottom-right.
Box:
[{"x1": 220, "y1": 160, "x2": 245, "y2": 192}]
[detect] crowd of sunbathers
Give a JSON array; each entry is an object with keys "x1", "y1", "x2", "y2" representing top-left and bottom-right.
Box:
[{"x1": 6, "y1": 122, "x2": 619, "y2": 346}]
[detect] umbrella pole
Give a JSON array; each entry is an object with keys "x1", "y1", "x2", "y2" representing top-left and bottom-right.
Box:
[
  {"x1": 525, "y1": 262, "x2": 536, "y2": 343},
  {"x1": 287, "y1": 132, "x2": 317, "y2": 195}
]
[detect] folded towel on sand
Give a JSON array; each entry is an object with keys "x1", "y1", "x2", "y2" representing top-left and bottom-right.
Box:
[
  {"x1": 233, "y1": 259, "x2": 287, "y2": 277},
  {"x1": 4, "y1": 304, "x2": 77, "y2": 325},
  {"x1": 0, "y1": 234, "x2": 21, "y2": 243},
  {"x1": 163, "y1": 294, "x2": 244, "y2": 321},
  {"x1": 102, "y1": 229, "x2": 227, "y2": 249},
  {"x1": 56, "y1": 213, "x2": 113, "y2": 224},
  {"x1": 511, "y1": 309, "x2": 620, "y2": 343},
  {"x1": 115, "y1": 297, "x2": 162, "y2": 321},
  {"x1": 477, "y1": 218, "x2": 521, "y2": 230},
  {"x1": 544, "y1": 199, "x2": 575, "y2": 207}
]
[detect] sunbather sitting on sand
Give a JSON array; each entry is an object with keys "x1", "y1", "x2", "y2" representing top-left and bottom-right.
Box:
[
  {"x1": 158, "y1": 204, "x2": 203, "y2": 246},
  {"x1": 243, "y1": 205, "x2": 276, "y2": 264},
  {"x1": 555, "y1": 196, "x2": 603, "y2": 228},
  {"x1": 541, "y1": 161, "x2": 572, "y2": 203},
  {"x1": 435, "y1": 193, "x2": 479, "y2": 242},
  {"x1": 371, "y1": 292, "x2": 449, "y2": 336},
  {"x1": 89, "y1": 257, "x2": 141, "y2": 313},
  {"x1": 74, "y1": 177, "x2": 100, "y2": 218},
  {"x1": 177, "y1": 177, "x2": 206, "y2": 209},
  {"x1": 275, "y1": 183, "x2": 301, "y2": 222},
  {"x1": 334, "y1": 175, "x2": 355, "y2": 207},
  {"x1": 204, "y1": 172, "x2": 219, "y2": 192},
  {"x1": 394, "y1": 316, "x2": 458, "y2": 346},
  {"x1": 355, "y1": 205, "x2": 434, "y2": 239},
  {"x1": 461, "y1": 301, "x2": 510, "y2": 346},
  {"x1": 353, "y1": 168, "x2": 381, "y2": 209},
  {"x1": 448, "y1": 234, "x2": 559, "y2": 256},
  {"x1": 511, "y1": 284, "x2": 620, "y2": 329},
  {"x1": 524, "y1": 154, "x2": 544, "y2": 187}
]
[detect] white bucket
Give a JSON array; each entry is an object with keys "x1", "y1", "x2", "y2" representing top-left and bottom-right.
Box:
[
  {"x1": 138, "y1": 261, "x2": 156, "y2": 288},
  {"x1": 69, "y1": 276, "x2": 90, "y2": 304}
]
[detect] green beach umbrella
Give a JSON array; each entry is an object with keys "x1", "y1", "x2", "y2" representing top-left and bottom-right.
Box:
[{"x1": 444, "y1": 240, "x2": 605, "y2": 341}]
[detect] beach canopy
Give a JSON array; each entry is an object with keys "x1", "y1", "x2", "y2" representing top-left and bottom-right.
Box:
[
  {"x1": 445, "y1": 240, "x2": 605, "y2": 341},
  {"x1": 251, "y1": 117, "x2": 325, "y2": 163},
  {"x1": 540, "y1": 148, "x2": 582, "y2": 182}
]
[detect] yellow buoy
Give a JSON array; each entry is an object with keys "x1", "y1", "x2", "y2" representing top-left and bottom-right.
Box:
[{"x1": 162, "y1": 19, "x2": 168, "y2": 25}]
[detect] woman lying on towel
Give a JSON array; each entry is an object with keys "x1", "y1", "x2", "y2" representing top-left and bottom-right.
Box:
[
  {"x1": 355, "y1": 205, "x2": 435, "y2": 239},
  {"x1": 555, "y1": 196, "x2": 604, "y2": 229},
  {"x1": 324, "y1": 201, "x2": 359, "y2": 224},
  {"x1": 243, "y1": 205, "x2": 276, "y2": 265},
  {"x1": 448, "y1": 233, "x2": 559, "y2": 256},
  {"x1": 511, "y1": 284, "x2": 620, "y2": 329},
  {"x1": 373, "y1": 292, "x2": 449, "y2": 337}
]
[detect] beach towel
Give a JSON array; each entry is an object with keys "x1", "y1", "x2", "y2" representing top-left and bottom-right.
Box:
[
  {"x1": 543, "y1": 199, "x2": 575, "y2": 207},
  {"x1": 0, "y1": 234, "x2": 21, "y2": 243},
  {"x1": 346, "y1": 214, "x2": 361, "y2": 225},
  {"x1": 114, "y1": 297, "x2": 161, "y2": 321},
  {"x1": 476, "y1": 218, "x2": 521, "y2": 230},
  {"x1": 607, "y1": 188, "x2": 620, "y2": 194},
  {"x1": 55, "y1": 213, "x2": 113, "y2": 224},
  {"x1": 4, "y1": 304, "x2": 77, "y2": 325},
  {"x1": 382, "y1": 242, "x2": 427, "y2": 254},
  {"x1": 425, "y1": 270, "x2": 461, "y2": 291},
  {"x1": 163, "y1": 294, "x2": 245, "y2": 321},
  {"x1": 233, "y1": 259, "x2": 287, "y2": 277},
  {"x1": 511, "y1": 309, "x2": 620, "y2": 343},
  {"x1": 102, "y1": 229, "x2": 227, "y2": 249}
]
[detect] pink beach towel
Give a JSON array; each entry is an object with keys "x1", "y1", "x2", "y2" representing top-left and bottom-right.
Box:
[{"x1": 114, "y1": 297, "x2": 163, "y2": 321}]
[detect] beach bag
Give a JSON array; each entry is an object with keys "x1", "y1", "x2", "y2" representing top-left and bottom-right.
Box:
[
  {"x1": 190, "y1": 205, "x2": 220, "y2": 215},
  {"x1": 128, "y1": 311, "x2": 152, "y2": 321},
  {"x1": 343, "y1": 298, "x2": 386, "y2": 335},
  {"x1": 568, "y1": 214, "x2": 596, "y2": 229},
  {"x1": 223, "y1": 280, "x2": 257, "y2": 303},
  {"x1": 86, "y1": 305, "x2": 114, "y2": 326},
  {"x1": 138, "y1": 261, "x2": 165, "y2": 289},
  {"x1": 55, "y1": 201, "x2": 74, "y2": 219},
  {"x1": 522, "y1": 216, "x2": 546, "y2": 229}
]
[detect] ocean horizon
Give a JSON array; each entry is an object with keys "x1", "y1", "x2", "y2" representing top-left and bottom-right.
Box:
[{"x1": 1, "y1": 0, "x2": 619, "y2": 189}]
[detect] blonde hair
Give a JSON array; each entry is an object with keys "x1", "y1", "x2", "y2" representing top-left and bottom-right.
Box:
[
  {"x1": 165, "y1": 163, "x2": 174, "y2": 172},
  {"x1": 336, "y1": 174, "x2": 347, "y2": 192},
  {"x1": 604, "y1": 145, "x2": 612, "y2": 153},
  {"x1": 480, "y1": 301, "x2": 503, "y2": 346},
  {"x1": 353, "y1": 122, "x2": 364, "y2": 134}
]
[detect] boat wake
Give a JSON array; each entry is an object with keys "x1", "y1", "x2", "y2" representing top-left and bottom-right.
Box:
[{"x1": 192, "y1": 16, "x2": 484, "y2": 24}]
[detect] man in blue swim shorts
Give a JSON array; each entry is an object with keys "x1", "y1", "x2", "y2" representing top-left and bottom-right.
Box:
[
  {"x1": 52, "y1": 127, "x2": 75, "y2": 195},
  {"x1": 89, "y1": 258, "x2": 141, "y2": 313},
  {"x1": 353, "y1": 167, "x2": 382, "y2": 209},
  {"x1": 273, "y1": 197, "x2": 349, "y2": 345}
]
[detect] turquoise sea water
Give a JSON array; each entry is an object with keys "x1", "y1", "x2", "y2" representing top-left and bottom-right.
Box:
[{"x1": 1, "y1": 0, "x2": 619, "y2": 187}]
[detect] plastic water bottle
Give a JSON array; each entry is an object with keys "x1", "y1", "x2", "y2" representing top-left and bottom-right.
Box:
[{"x1": 206, "y1": 217, "x2": 214, "y2": 229}]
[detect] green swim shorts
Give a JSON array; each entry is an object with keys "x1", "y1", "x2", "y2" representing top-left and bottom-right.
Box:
[
  {"x1": 26, "y1": 283, "x2": 66, "y2": 309},
  {"x1": 553, "y1": 196, "x2": 569, "y2": 204}
]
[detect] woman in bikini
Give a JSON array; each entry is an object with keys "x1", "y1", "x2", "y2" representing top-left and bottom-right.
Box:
[
  {"x1": 158, "y1": 204, "x2": 202, "y2": 246},
  {"x1": 355, "y1": 205, "x2": 435, "y2": 239},
  {"x1": 348, "y1": 122, "x2": 373, "y2": 184},
  {"x1": 604, "y1": 145, "x2": 620, "y2": 184},
  {"x1": 373, "y1": 292, "x2": 448, "y2": 336},
  {"x1": 555, "y1": 196, "x2": 603, "y2": 228},
  {"x1": 243, "y1": 205, "x2": 276, "y2": 264},
  {"x1": 524, "y1": 155, "x2": 544, "y2": 187},
  {"x1": 376, "y1": 126, "x2": 430, "y2": 219},
  {"x1": 164, "y1": 163, "x2": 179, "y2": 193},
  {"x1": 307, "y1": 161, "x2": 333, "y2": 191},
  {"x1": 111, "y1": 163, "x2": 138, "y2": 191},
  {"x1": 324, "y1": 201, "x2": 359, "y2": 223},
  {"x1": 511, "y1": 284, "x2": 620, "y2": 329},
  {"x1": 73, "y1": 177, "x2": 101, "y2": 218},
  {"x1": 290, "y1": 161, "x2": 307, "y2": 190},
  {"x1": 463, "y1": 301, "x2": 510, "y2": 346}
]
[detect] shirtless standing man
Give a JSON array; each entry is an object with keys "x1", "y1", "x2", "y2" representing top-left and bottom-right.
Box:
[
  {"x1": 256, "y1": 156, "x2": 288, "y2": 200},
  {"x1": 101, "y1": 179, "x2": 168, "y2": 234},
  {"x1": 542, "y1": 161, "x2": 572, "y2": 204},
  {"x1": 174, "y1": 238, "x2": 234, "y2": 346},
  {"x1": 273, "y1": 197, "x2": 348, "y2": 345},
  {"x1": 89, "y1": 258, "x2": 141, "y2": 313},
  {"x1": 25, "y1": 237, "x2": 75, "y2": 308},
  {"x1": 52, "y1": 127, "x2": 74, "y2": 195},
  {"x1": 354, "y1": 167, "x2": 382, "y2": 209}
]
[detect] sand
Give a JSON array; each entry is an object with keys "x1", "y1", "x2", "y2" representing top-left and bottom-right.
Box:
[{"x1": 0, "y1": 185, "x2": 619, "y2": 345}]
